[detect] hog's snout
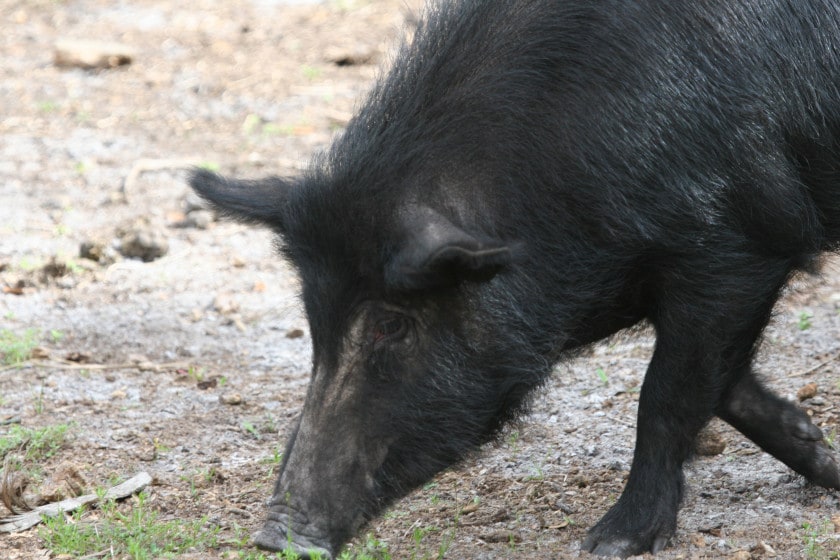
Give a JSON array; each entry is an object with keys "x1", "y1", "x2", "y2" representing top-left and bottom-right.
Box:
[{"x1": 253, "y1": 508, "x2": 333, "y2": 560}]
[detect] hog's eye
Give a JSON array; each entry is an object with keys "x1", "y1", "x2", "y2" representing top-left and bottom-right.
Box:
[{"x1": 372, "y1": 316, "x2": 408, "y2": 345}]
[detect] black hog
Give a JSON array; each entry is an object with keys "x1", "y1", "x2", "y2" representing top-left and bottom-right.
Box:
[{"x1": 190, "y1": 0, "x2": 840, "y2": 557}]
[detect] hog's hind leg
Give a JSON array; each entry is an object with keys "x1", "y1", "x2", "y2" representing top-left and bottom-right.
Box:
[{"x1": 717, "y1": 372, "x2": 840, "y2": 489}]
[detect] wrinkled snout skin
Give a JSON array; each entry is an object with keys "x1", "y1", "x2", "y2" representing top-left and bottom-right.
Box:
[
  {"x1": 191, "y1": 0, "x2": 840, "y2": 557},
  {"x1": 253, "y1": 322, "x2": 394, "y2": 557}
]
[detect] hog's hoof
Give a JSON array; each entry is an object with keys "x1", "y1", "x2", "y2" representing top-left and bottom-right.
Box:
[
  {"x1": 779, "y1": 409, "x2": 840, "y2": 489},
  {"x1": 582, "y1": 504, "x2": 675, "y2": 558},
  {"x1": 253, "y1": 517, "x2": 333, "y2": 560},
  {"x1": 582, "y1": 531, "x2": 670, "y2": 558},
  {"x1": 583, "y1": 537, "x2": 669, "y2": 558}
]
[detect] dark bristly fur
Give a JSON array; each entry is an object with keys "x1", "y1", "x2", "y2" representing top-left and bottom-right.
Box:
[{"x1": 190, "y1": 0, "x2": 840, "y2": 557}]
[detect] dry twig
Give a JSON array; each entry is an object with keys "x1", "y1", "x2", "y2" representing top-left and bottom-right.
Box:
[{"x1": 0, "y1": 472, "x2": 152, "y2": 533}]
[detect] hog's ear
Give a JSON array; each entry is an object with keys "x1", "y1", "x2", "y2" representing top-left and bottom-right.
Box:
[
  {"x1": 189, "y1": 169, "x2": 291, "y2": 232},
  {"x1": 387, "y1": 207, "x2": 513, "y2": 290}
]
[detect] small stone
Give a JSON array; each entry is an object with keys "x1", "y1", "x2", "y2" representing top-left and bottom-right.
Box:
[
  {"x1": 111, "y1": 388, "x2": 127, "y2": 399},
  {"x1": 751, "y1": 541, "x2": 776, "y2": 557},
  {"x1": 572, "y1": 475, "x2": 590, "y2": 488},
  {"x1": 797, "y1": 382, "x2": 818, "y2": 401},
  {"x1": 66, "y1": 352, "x2": 92, "y2": 363},
  {"x1": 213, "y1": 293, "x2": 239, "y2": 315},
  {"x1": 80, "y1": 239, "x2": 117, "y2": 264},
  {"x1": 186, "y1": 209, "x2": 214, "y2": 229},
  {"x1": 461, "y1": 501, "x2": 479, "y2": 514},
  {"x1": 183, "y1": 191, "x2": 208, "y2": 213},
  {"x1": 40, "y1": 257, "x2": 70, "y2": 280},
  {"x1": 480, "y1": 530, "x2": 521, "y2": 544},
  {"x1": 119, "y1": 227, "x2": 168, "y2": 262},
  {"x1": 553, "y1": 500, "x2": 577, "y2": 514},
  {"x1": 699, "y1": 523, "x2": 723, "y2": 537},
  {"x1": 325, "y1": 44, "x2": 377, "y2": 66},
  {"x1": 220, "y1": 393, "x2": 243, "y2": 405},
  {"x1": 127, "y1": 353, "x2": 149, "y2": 364},
  {"x1": 171, "y1": 209, "x2": 215, "y2": 229},
  {"x1": 730, "y1": 551, "x2": 751, "y2": 560},
  {"x1": 30, "y1": 347, "x2": 50, "y2": 360},
  {"x1": 54, "y1": 39, "x2": 134, "y2": 69},
  {"x1": 197, "y1": 378, "x2": 218, "y2": 390},
  {"x1": 695, "y1": 426, "x2": 726, "y2": 456},
  {"x1": 56, "y1": 276, "x2": 77, "y2": 289},
  {"x1": 286, "y1": 328, "x2": 305, "y2": 339}
]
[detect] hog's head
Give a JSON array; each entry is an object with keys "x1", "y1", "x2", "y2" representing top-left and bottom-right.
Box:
[{"x1": 190, "y1": 169, "x2": 544, "y2": 558}]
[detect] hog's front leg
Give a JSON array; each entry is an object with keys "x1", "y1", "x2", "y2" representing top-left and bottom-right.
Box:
[
  {"x1": 582, "y1": 331, "x2": 712, "y2": 556},
  {"x1": 582, "y1": 255, "x2": 793, "y2": 557}
]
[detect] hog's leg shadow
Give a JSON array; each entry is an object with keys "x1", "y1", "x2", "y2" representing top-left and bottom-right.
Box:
[
  {"x1": 581, "y1": 254, "x2": 830, "y2": 557},
  {"x1": 717, "y1": 370, "x2": 840, "y2": 489}
]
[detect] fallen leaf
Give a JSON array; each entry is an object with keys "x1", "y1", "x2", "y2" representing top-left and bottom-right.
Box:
[{"x1": 797, "y1": 382, "x2": 818, "y2": 401}]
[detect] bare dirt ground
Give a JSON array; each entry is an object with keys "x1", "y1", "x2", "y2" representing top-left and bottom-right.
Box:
[{"x1": 1, "y1": 1, "x2": 839, "y2": 558}]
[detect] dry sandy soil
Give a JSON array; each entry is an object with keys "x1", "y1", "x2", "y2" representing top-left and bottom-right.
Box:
[{"x1": 1, "y1": 1, "x2": 839, "y2": 558}]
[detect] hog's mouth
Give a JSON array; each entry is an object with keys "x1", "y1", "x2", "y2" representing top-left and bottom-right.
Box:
[{"x1": 254, "y1": 509, "x2": 334, "y2": 560}]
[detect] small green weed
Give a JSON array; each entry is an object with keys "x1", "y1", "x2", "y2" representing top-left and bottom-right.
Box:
[
  {"x1": 187, "y1": 365, "x2": 205, "y2": 382},
  {"x1": 37, "y1": 100, "x2": 58, "y2": 113},
  {"x1": 33, "y1": 386, "x2": 45, "y2": 415},
  {"x1": 242, "y1": 420, "x2": 261, "y2": 439},
  {"x1": 825, "y1": 429, "x2": 837, "y2": 450},
  {"x1": 199, "y1": 161, "x2": 221, "y2": 172},
  {"x1": 262, "y1": 447, "x2": 284, "y2": 466},
  {"x1": 802, "y1": 519, "x2": 839, "y2": 559},
  {"x1": 525, "y1": 462, "x2": 545, "y2": 481},
  {"x1": 236, "y1": 551, "x2": 285, "y2": 560},
  {"x1": 506, "y1": 430, "x2": 521, "y2": 455},
  {"x1": 0, "y1": 328, "x2": 40, "y2": 366},
  {"x1": 261, "y1": 122, "x2": 292, "y2": 136},
  {"x1": 799, "y1": 311, "x2": 814, "y2": 331},
  {"x1": 337, "y1": 533, "x2": 392, "y2": 559},
  {"x1": 242, "y1": 113, "x2": 262, "y2": 134},
  {"x1": 301, "y1": 65, "x2": 322, "y2": 80},
  {"x1": 242, "y1": 114, "x2": 296, "y2": 137},
  {"x1": 17, "y1": 256, "x2": 42, "y2": 271},
  {"x1": 151, "y1": 438, "x2": 170, "y2": 459},
  {"x1": 406, "y1": 524, "x2": 453, "y2": 560},
  {"x1": 595, "y1": 367, "x2": 609, "y2": 386}
]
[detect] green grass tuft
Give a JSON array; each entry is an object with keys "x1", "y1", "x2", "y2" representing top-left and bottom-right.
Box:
[
  {"x1": 0, "y1": 328, "x2": 40, "y2": 366},
  {"x1": 39, "y1": 491, "x2": 221, "y2": 559},
  {"x1": 0, "y1": 423, "x2": 71, "y2": 462}
]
